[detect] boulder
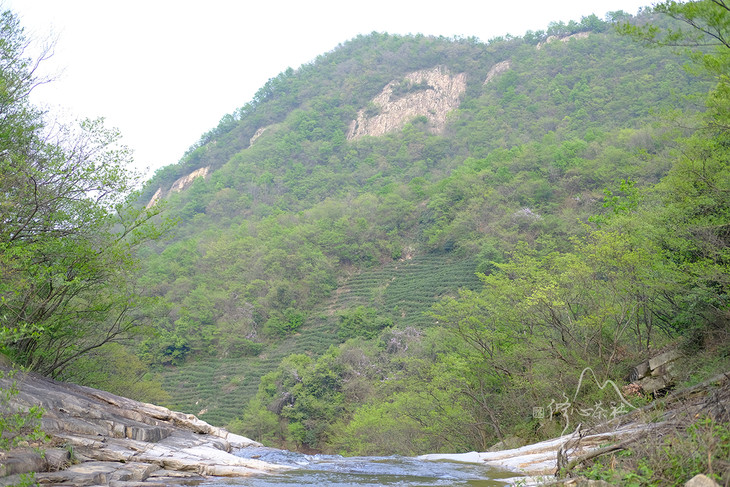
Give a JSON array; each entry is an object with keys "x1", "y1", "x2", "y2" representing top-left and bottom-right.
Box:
[
  {"x1": 487, "y1": 436, "x2": 525, "y2": 452},
  {"x1": 630, "y1": 349, "x2": 683, "y2": 394},
  {"x1": 649, "y1": 349, "x2": 681, "y2": 371},
  {"x1": 685, "y1": 474, "x2": 721, "y2": 487}
]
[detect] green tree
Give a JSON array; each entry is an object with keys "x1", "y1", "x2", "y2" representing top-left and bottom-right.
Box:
[
  {"x1": 0, "y1": 9, "x2": 169, "y2": 377},
  {"x1": 623, "y1": 1, "x2": 730, "y2": 51},
  {"x1": 337, "y1": 306, "x2": 391, "y2": 340},
  {"x1": 626, "y1": 0, "x2": 730, "y2": 335}
]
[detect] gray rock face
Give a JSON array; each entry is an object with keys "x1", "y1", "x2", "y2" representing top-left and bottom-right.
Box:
[
  {"x1": 483, "y1": 60, "x2": 511, "y2": 85},
  {"x1": 146, "y1": 166, "x2": 210, "y2": 208},
  {"x1": 347, "y1": 66, "x2": 467, "y2": 139},
  {"x1": 0, "y1": 367, "x2": 288, "y2": 486}
]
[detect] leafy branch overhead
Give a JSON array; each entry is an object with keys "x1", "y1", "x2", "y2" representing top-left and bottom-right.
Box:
[{"x1": 0, "y1": 9, "x2": 172, "y2": 378}]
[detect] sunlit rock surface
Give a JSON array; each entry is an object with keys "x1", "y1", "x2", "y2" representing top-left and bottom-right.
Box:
[
  {"x1": 347, "y1": 66, "x2": 466, "y2": 139},
  {"x1": 0, "y1": 366, "x2": 289, "y2": 486}
]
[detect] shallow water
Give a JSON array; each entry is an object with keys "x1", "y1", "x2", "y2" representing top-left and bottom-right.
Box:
[{"x1": 202, "y1": 447, "x2": 520, "y2": 487}]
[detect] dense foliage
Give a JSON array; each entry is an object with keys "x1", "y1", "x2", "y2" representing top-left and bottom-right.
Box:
[
  {"x1": 3, "y1": 1, "x2": 728, "y2": 473},
  {"x1": 136, "y1": 10, "x2": 709, "y2": 375},
  {"x1": 0, "y1": 9, "x2": 170, "y2": 400},
  {"x1": 130, "y1": 2, "x2": 730, "y2": 458}
]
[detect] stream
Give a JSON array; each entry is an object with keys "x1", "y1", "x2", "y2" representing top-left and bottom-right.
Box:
[{"x1": 201, "y1": 447, "x2": 521, "y2": 486}]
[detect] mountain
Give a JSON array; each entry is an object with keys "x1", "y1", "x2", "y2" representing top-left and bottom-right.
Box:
[{"x1": 85, "y1": 9, "x2": 725, "y2": 455}]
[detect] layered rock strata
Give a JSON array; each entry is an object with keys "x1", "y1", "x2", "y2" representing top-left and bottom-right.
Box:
[{"x1": 0, "y1": 367, "x2": 288, "y2": 486}]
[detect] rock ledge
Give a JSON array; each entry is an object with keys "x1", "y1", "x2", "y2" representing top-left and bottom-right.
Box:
[{"x1": 0, "y1": 367, "x2": 289, "y2": 486}]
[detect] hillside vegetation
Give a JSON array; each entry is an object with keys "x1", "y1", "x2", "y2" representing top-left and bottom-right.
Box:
[
  {"x1": 132, "y1": 8, "x2": 729, "y2": 449},
  {"x1": 3, "y1": 4, "x2": 728, "y2": 483},
  {"x1": 134, "y1": 11, "x2": 707, "y2": 377}
]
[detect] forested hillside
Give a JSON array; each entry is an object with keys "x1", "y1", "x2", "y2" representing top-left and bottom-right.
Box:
[
  {"x1": 4, "y1": 3, "x2": 728, "y2": 482},
  {"x1": 133, "y1": 11, "x2": 707, "y2": 375}
]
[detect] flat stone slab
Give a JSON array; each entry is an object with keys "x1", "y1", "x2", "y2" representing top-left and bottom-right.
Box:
[
  {"x1": 649, "y1": 349, "x2": 681, "y2": 371},
  {"x1": 1, "y1": 366, "x2": 290, "y2": 486},
  {"x1": 418, "y1": 425, "x2": 640, "y2": 476}
]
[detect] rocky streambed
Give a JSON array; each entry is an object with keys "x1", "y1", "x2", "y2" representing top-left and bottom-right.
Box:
[
  {"x1": 2, "y1": 364, "x2": 728, "y2": 486},
  {"x1": 0, "y1": 366, "x2": 290, "y2": 486}
]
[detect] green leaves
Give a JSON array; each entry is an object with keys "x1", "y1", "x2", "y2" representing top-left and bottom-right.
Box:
[
  {"x1": 0, "y1": 9, "x2": 170, "y2": 378},
  {"x1": 263, "y1": 308, "x2": 306, "y2": 339},
  {"x1": 337, "y1": 306, "x2": 391, "y2": 340},
  {"x1": 0, "y1": 370, "x2": 47, "y2": 451}
]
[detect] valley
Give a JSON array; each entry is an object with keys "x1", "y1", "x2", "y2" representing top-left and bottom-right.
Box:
[{"x1": 2, "y1": 3, "x2": 729, "y2": 485}]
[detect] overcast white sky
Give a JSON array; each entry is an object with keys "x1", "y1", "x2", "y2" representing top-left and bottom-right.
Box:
[{"x1": 4, "y1": 1, "x2": 653, "y2": 178}]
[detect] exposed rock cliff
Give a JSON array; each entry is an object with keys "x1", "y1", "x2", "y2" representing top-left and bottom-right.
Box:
[
  {"x1": 0, "y1": 366, "x2": 287, "y2": 486},
  {"x1": 347, "y1": 66, "x2": 467, "y2": 139},
  {"x1": 249, "y1": 126, "x2": 268, "y2": 146},
  {"x1": 484, "y1": 60, "x2": 511, "y2": 84},
  {"x1": 146, "y1": 166, "x2": 210, "y2": 209},
  {"x1": 537, "y1": 31, "x2": 591, "y2": 50}
]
